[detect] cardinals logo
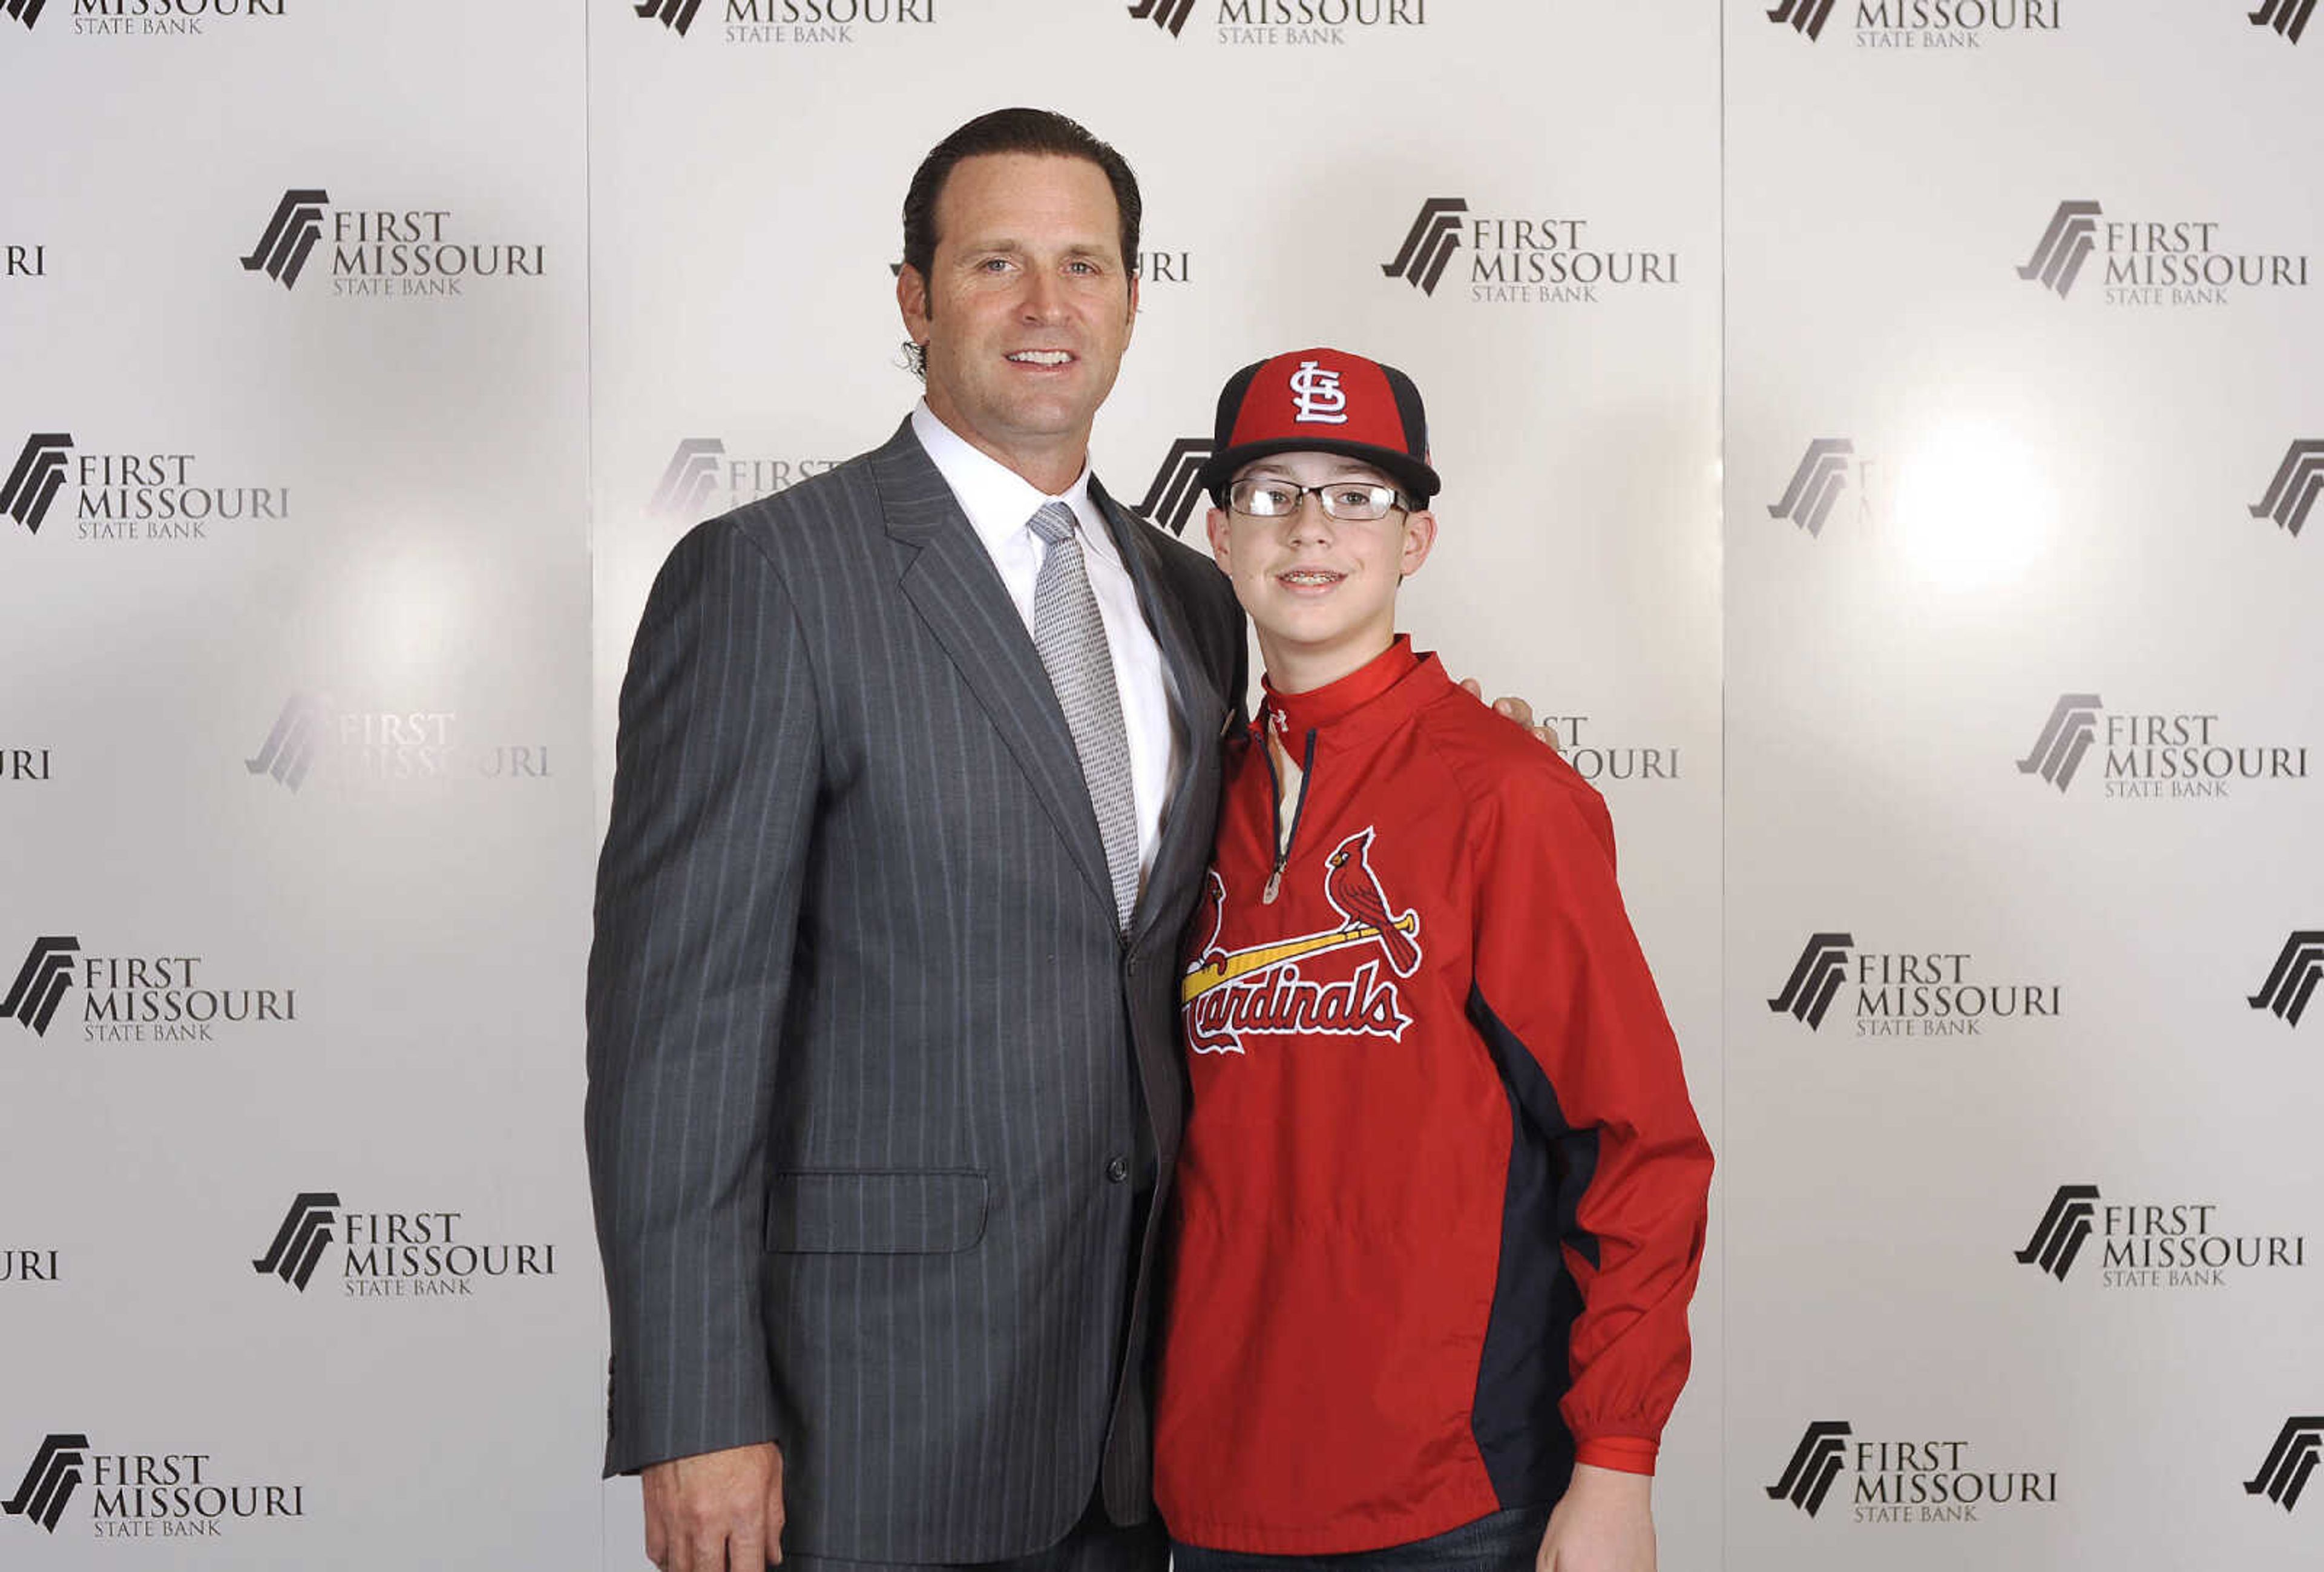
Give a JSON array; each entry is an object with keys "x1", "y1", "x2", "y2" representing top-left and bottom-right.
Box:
[{"x1": 1181, "y1": 828, "x2": 1422, "y2": 1056}]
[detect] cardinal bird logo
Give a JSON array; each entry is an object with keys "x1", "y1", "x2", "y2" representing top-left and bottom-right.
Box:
[{"x1": 1324, "y1": 828, "x2": 1422, "y2": 978}]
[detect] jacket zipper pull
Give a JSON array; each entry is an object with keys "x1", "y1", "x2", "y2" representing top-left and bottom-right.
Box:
[{"x1": 1261, "y1": 725, "x2": 1316, "y2": 907}]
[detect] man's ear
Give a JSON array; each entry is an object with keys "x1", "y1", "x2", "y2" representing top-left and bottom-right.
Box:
[
  {"x1": 897, "y1": 263, "x2": 931, "y2": 344},
  {"x1": 1204, "y1": 505, "x2": 1233, "y2": 573},
  {"x1": 1399, "y1": 507, "x2": 1439, "y2": 577},
  {"x1": 1123, "y1": 272, "x2": 1140, "y2": 346}
]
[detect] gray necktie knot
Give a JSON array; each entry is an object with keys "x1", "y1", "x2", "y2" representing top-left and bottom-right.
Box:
[{"x1": 1029, "y1": 500, "x2": 1078, "y2": 547}]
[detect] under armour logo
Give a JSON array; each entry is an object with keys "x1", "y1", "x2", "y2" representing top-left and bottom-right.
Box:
[{"x1": 1289, "y1": 361, "x2": 1349, "y2": 425}]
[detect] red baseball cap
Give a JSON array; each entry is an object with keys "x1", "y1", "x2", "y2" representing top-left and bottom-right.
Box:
[{"x1": 1198, "y1": 346, "x2": 1440, "y2": 507}]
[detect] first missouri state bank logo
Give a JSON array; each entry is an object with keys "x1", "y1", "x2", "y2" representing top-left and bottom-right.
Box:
[
  {"x1": 1768, "y1": 0, "x2": 2060, "y2": 46},
  {"x1": 1129, "y1": 0, "x2": 1427, "y2": 45},
  {"x1": 2, "y1": 1434, "x2": 86, "y2": 1533},
  {"x1": 2252, "y1": 1, "x2": 2315, "y2": 44},
  {"x1": 240, "y1": 189, "x2": 327, "y2": 286},
  {"x1": 2015, "y1": 1183, "x2": 2306, "y2": 1288},
  {"x1": 1135, "y1": 436, "x2": 1213, "y2": 538},
  {"x1": 4, "y1": 936, "x2": 295, "y2": 1044},
  {"x1": 2251, "y1": 441, "x2": 2324, "y2": 538},
  {"x1": 1769, "y1": 935, "x2": 1851, "y2": 1029},
  {"x1": 1766, "y1": 1422, "x2": 2058, "y2": 1524},
  {"x1": 245, "y1": 694, "x2": 553, "y2": 792},
  {"x1": 3, "y1": 1433, "x2": 304, "y2": 1539},
  {"x1": 2251, "y1": 932, "x2": 2323, "y2": 1027},
  {"x1": 240, "y1": 188, "x2": 546, "y2": 297},
  {"x1": 2017, "y1": 201, "x2": 2102, "y2": 295},
  {"x1": 4, "y1": 430, "x2": 290, "y2": 543},
  {"x1": 647, "y1": 438, "x2": 841, "y2": 524},
  {"x1": 1768, "y1": 933, "x2": 2060, "y2": 1036},
  {"x1": 2, "y1": 434, "x2": 69, "y2": 533},
  {"x1": 1181, "y1": 828, "x2": 1420, "y2": 1055},
  {"x1": 1768, "y1": 439, "x2": 1857, "y2": 537},
  {"x1": 1767, "y1": 1421, "x2": 1851, "y2": 1515},
  {"x1": 1, "y1": 937, "x2": 78, "y2": 1036},
  {"x1": 251, "y1": 1192, "x2": 341, "y2": 1290},
  {"x1": 2017, "y1": 694, "x2": 2308, "y2": 800},
  {"x1": 2248, "y1": 1418, "x2": 2324, "y2": 1511},
  {"x1": 5, "y1": 0, "x2": 287, "y2": 38},
  {"x1": 1382, "y1": 196, "x2": 1679, "y2": 305},
  {"x1": 635, "y1": 0, "x2": 704, "y2": 31},
  {"x1": 1128, "y1": 0, "x2": 1194, "y2": 31},
  {"x1": 2017, "y1": 694, "x2": 2101, "y2": 789},
  {"x1": 2017, "y1": 199, "x2": 2311, "y2": 306},
  {"x1": 252, "y1": 1192, "x2": 557, "y2": 1298},
  {"x1": 629, "y1": 0, "x2": 935, "y2": 45},
  {"x1": 1384, "y1": 198, "x2": 1467, "y2": 295}
]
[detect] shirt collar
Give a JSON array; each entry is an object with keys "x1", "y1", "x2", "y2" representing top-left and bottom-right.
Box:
[
  {"x1": 1262, "y1": 635, "x2": 1425, "y2": 742},
  {"x1": 910, "y1": 401, "x2": 1118, "y2": 569}
]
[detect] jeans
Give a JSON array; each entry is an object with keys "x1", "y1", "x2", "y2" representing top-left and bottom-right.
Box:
[{"x1": 1172, "y1": 1504, "x2": 1552, "y2": 1572}]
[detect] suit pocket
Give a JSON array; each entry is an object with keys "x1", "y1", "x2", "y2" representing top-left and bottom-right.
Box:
[{"x1": 763, "y1": 1169, "x2": 989, "y2": 1255}]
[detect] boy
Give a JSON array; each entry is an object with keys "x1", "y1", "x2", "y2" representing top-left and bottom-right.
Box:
[{"x1": 1154, "y1": 347, "x2": 1713, "y2": 1572}]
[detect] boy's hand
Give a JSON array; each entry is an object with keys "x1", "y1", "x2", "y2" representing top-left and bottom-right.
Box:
[
  {"x1": 1459, "y1": 678, "x2": 1561, "y2": 750},
  {"x1": 1535, "y1": 1463, "x2": 1655, "y2": 1572}
]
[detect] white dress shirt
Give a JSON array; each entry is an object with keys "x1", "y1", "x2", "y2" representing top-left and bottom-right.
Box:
[{"x1": 910, "y1": 403, "x2": 1183, "y2": 889}]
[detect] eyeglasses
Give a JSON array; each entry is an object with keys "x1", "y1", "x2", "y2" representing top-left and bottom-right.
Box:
[{"x1": 1226, "y1": 478, "x2": 1410, "y2": 522}]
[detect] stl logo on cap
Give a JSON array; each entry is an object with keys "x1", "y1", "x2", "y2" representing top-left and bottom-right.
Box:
[{"x1": 1289, "y1": 360, "x2": 1350, "y2": 426}]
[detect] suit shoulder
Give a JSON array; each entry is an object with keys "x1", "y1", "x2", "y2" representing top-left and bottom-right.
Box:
[
  {"x1": 712, "y1": 447, "x2": 885, "y2": 544},
  {"x1": 650, "y1": 448, "x2": 898, "y2": 599}
]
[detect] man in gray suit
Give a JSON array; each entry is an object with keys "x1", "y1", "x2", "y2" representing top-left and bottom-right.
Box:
[{"x1": 586, "y1": 109, "x2": 1244, "y2": 1572}]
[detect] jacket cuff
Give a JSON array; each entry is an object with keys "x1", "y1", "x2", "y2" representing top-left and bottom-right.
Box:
[{"x1": 1574, "y1": 1436, "x2": 1660, "y2": 1476}]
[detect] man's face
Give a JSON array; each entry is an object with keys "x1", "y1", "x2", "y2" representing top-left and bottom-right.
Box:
[
  {"x1": 1205, "y1": 452, "x2": 1436, "y2": 677},
  {"x1": 898, "y1": 153, "x2": 1138, "y2": 486}
]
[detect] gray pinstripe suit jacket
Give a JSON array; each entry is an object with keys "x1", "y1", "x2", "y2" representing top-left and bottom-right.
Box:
[{"x1": 585, "y1": 421, "x2": 1245, "y2": 1562}]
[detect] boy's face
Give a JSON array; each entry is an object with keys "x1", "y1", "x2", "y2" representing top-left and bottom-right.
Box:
[{"x1": 1205, "y1": 451, "x2": 1436, "y2": 677}]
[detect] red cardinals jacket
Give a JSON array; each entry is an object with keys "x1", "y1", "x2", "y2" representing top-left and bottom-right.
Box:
[{"x1": 1154, "y1": 639, "x2": 1712, "y2": 1553}]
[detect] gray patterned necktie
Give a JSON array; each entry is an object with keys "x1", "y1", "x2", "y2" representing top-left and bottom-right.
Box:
[{"x1": 1028, "y1": 501, "x2": 1140, "y2": 930}]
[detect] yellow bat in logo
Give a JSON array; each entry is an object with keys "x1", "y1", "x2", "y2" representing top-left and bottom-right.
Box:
[{"x1": 1180, "y1": 916, "x2": 1420, "y2": 1006}]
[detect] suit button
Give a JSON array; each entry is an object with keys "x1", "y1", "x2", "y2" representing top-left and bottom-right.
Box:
[{"x1": 1106, "y1": 1156, "x2": 1131, "y2": 1184}]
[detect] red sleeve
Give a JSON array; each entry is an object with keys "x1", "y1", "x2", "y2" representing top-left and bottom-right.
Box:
[{"x1": 1465, "y1": 776, "x2": 1712, "y2": 1475}]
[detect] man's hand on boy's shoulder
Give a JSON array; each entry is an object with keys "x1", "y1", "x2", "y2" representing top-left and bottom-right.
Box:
[
  {"x1": 1458, "y1": 678, "x2": 1561, "y2": 751},
  {"x1": 1535, "y1": 1462, "x2": 1655, "y2": 1572}
]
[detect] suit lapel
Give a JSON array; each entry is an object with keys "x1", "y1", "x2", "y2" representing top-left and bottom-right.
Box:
[
  {"x1": 871, "y1": 423, "x2": 1117, "y2": 923},
  {"x1": 1089, "y1": 477, "x2": 1229, "y2": 948}
]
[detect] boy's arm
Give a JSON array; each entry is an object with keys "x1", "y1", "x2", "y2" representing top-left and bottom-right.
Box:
[{"x1": 1465, "y1": 781, "x2": 1713, "y2": 1479}]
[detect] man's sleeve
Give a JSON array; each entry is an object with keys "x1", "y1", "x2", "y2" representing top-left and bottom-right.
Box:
[
  {"x1": 1463, "y1": 780, "x2": 1712, "y2": 1477},
  {"x1": 583, "y1": 518, "x2": 821, "y2": 1478}
]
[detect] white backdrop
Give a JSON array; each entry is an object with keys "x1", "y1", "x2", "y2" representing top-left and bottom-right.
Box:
[{"x1": 1, "y1": 2, "x2": 2316, "y2": 1569}]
